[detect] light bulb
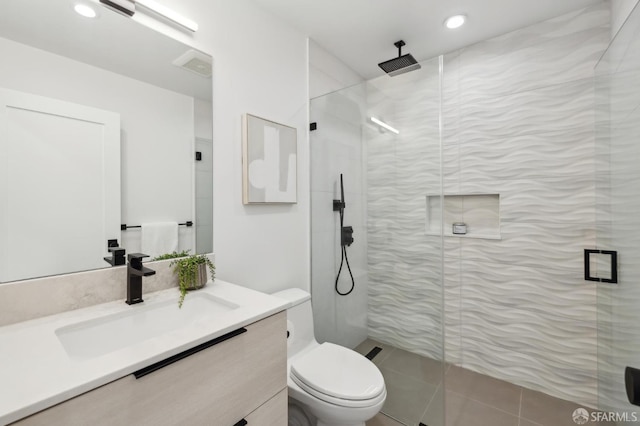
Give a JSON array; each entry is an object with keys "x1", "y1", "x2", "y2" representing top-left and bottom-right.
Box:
[
  {"x1": 445, "y1": 14, "x2": 466, "y2": 29},
  {"x1": 74, "y1": 3, "x2": 97, "y2": 18}
]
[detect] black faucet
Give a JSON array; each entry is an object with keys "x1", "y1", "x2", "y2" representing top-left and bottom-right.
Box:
[
  {"x1": 126, "y1": 253, "x2": 156, "y2": 305},
  {"x1": 104, "y1": 246, "x2": 126, "y2": 266}
]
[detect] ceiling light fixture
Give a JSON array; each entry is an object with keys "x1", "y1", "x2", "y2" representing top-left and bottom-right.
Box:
[
  {"x1": 99, "y1": 0, "x2": 135, "y2": 16},
  {"x1": 98, "y1": 0, "x2": 198, "y2": 32},
  {"x1": 136, "y1": 0, "x2": 199, "y2": 32},
  {"x1": 370, "y1": 117, "x2": 400, "y2": 135},
  {"x1": 445, "y1": 14, "x2": 467, "y2": 29},
  {"x1": 74, "y1": 3, "x2": 97, "y2": 18}
]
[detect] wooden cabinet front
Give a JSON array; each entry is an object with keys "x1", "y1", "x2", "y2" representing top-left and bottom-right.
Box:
[{"x1": 13, "y1": 312, "x2": 287, "y2": 426}]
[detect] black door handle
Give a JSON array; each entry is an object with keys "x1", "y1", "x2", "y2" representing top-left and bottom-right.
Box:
[{"x1": 584, "y1": 249, "x2": 617, "y2": 284}]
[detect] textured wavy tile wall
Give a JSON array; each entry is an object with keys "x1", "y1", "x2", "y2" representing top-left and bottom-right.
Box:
[
  {"x1": 366, "y1": 2, "x2": 609, "y2": 407},
  {"x1": 366, "y1": 60, "x2": 445, "y2": 360}
]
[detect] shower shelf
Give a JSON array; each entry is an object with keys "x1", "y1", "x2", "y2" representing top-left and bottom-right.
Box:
[
  {"x1": 425, "y1": 193, "x2": 501, "y2": 240},
  {"x1": 424, "y1": 231, "x2": 502, "y2": 240}
]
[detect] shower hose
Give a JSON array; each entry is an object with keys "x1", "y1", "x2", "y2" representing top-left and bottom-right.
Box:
[{"x1": 335, "y1": 202, "x2": 355, "y2": 296}]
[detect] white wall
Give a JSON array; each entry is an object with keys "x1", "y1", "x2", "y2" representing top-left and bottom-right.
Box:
[
  {"x1": 610, "y1": 0, "x2": 639, "y2": 36},
  {"x1": 309, "y1": 40, "x2": 364, "y2": 99},
  {"x1": 194, "y1": 99, "x2": 213, "y2": 140},
  {"x1": 154, "y1": 0, "x2": 310, "y2": 294}
]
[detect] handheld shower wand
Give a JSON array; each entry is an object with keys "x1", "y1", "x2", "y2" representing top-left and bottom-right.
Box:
[{"x1": 333, "y1": 174, "x2": 355, "y2": 296}]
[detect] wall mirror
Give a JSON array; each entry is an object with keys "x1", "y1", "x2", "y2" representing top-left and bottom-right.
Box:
[{"x1": 0, "y1": 0, "x2": 213, "y2": 283}]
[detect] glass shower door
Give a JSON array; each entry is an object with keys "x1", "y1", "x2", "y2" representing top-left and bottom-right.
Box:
[
  {"x1": 363, "y1": 57, "x2": 445, "y2": 426},
  {"x1": 309, "y1": 55, "x2": 445, "y2": 426},
  {"x1": 594, "y1": 2, "x2": 640, "y2": 416}
]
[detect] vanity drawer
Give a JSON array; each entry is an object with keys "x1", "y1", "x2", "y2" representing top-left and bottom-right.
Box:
[
  {"x1": 240, "y1": 388, "x2": 287, "y2": 425},
  {"x1": 13, "y1": 311, "x2": 286, "y2": 426}
]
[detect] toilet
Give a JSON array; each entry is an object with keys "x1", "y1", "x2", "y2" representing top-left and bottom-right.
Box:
[{"x1": 272, "y1": 288, "x2": 386, "y2": 426}]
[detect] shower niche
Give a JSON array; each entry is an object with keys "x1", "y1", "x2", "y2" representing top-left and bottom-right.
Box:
[{"x1": 425, "y1": 193, "x2": 501, "y2": 239}]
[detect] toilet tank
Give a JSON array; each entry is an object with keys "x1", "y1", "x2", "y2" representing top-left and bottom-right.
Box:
[{"x1": 272, "y1": 288, "x2": 318, "y2": 357}]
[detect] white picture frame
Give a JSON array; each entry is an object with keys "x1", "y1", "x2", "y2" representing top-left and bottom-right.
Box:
[{"x1": 242, "y1": 114, "x2": 297, "y2": 204}]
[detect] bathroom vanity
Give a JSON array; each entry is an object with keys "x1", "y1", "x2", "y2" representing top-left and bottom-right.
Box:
[{"x1": 0, "y1": 281, "x2": 289, "y2": 425}]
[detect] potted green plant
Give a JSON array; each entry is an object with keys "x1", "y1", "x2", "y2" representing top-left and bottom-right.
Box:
[
  {"x1": 152, "y1": 250, "x2": 191, "y2": 261},
  {"x1": 170, "y1": 254, "x2": 215, "y2": 308}
]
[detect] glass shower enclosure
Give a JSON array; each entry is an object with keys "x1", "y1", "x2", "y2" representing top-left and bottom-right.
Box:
[
  {"x1": 594, "y1": 2, "x2": 640, "y2": 416},
  {"x1": 309, "y1": 3, "x2": 640, "y2": 423},
  {"x1": 310, "y1": 57, "x2": 445, "y2": 425}
]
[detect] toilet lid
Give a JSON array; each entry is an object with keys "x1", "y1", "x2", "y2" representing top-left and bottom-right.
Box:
[{"x1": 290, "y1": 343, "x2": 385, "y2": 401}]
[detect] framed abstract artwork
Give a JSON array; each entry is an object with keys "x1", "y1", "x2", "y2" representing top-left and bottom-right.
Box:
[{"x1": 242, "y1": 114, "x2": 297, "y2": 204}]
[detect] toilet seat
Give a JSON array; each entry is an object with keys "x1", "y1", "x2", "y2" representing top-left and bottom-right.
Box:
[{"x1": 290, "y1": 343, "x2": 385, "y2": 408}]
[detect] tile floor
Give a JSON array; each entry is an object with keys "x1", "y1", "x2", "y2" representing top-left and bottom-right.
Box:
[{"x1": 355, "y1": 338, "x2": 616, "y2": 426}]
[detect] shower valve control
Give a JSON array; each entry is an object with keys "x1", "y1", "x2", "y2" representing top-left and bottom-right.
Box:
[{"x1": 342, "y1": 226, "x2": 354, "y2": 247}]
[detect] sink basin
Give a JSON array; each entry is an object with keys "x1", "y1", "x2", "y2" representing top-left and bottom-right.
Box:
[{"x1": 55, "y1": 293, "x2": 239, "y2": 360}]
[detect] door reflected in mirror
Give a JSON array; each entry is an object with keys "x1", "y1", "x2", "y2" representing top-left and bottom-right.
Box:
[{"x1": 0, "y1": 0, "x2": 213, "y2": 283}]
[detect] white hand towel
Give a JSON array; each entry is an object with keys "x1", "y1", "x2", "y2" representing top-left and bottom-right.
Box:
[{"x1": 141, "y1": 222, "x2": 179, "y2": 259}]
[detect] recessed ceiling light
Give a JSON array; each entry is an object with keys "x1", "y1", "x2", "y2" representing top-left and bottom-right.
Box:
[
  {"x1": 445, "y1": 14, "x2": 466, "y2": 29},
  {"x1": 74, "y1": 3, "x2": 97, "y2": 18}
]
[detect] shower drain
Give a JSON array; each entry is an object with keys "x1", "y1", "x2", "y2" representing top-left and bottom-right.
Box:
[{"x1": 364, "y1": 346, "x2": 382, "y2": 360}]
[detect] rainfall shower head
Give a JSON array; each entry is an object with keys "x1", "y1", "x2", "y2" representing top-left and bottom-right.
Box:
[{"x1": 378, "y1": 40, "x2": 421, "y2": 77}]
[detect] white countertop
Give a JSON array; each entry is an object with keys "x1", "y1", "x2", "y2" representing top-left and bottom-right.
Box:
[{"x1": 0, "y1": 280, "x2": 289, "y2": 425}]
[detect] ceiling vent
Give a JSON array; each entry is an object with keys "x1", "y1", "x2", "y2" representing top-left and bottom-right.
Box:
[{"x1": 172, "y1": 49, "x2": 212, "y2": 78}]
